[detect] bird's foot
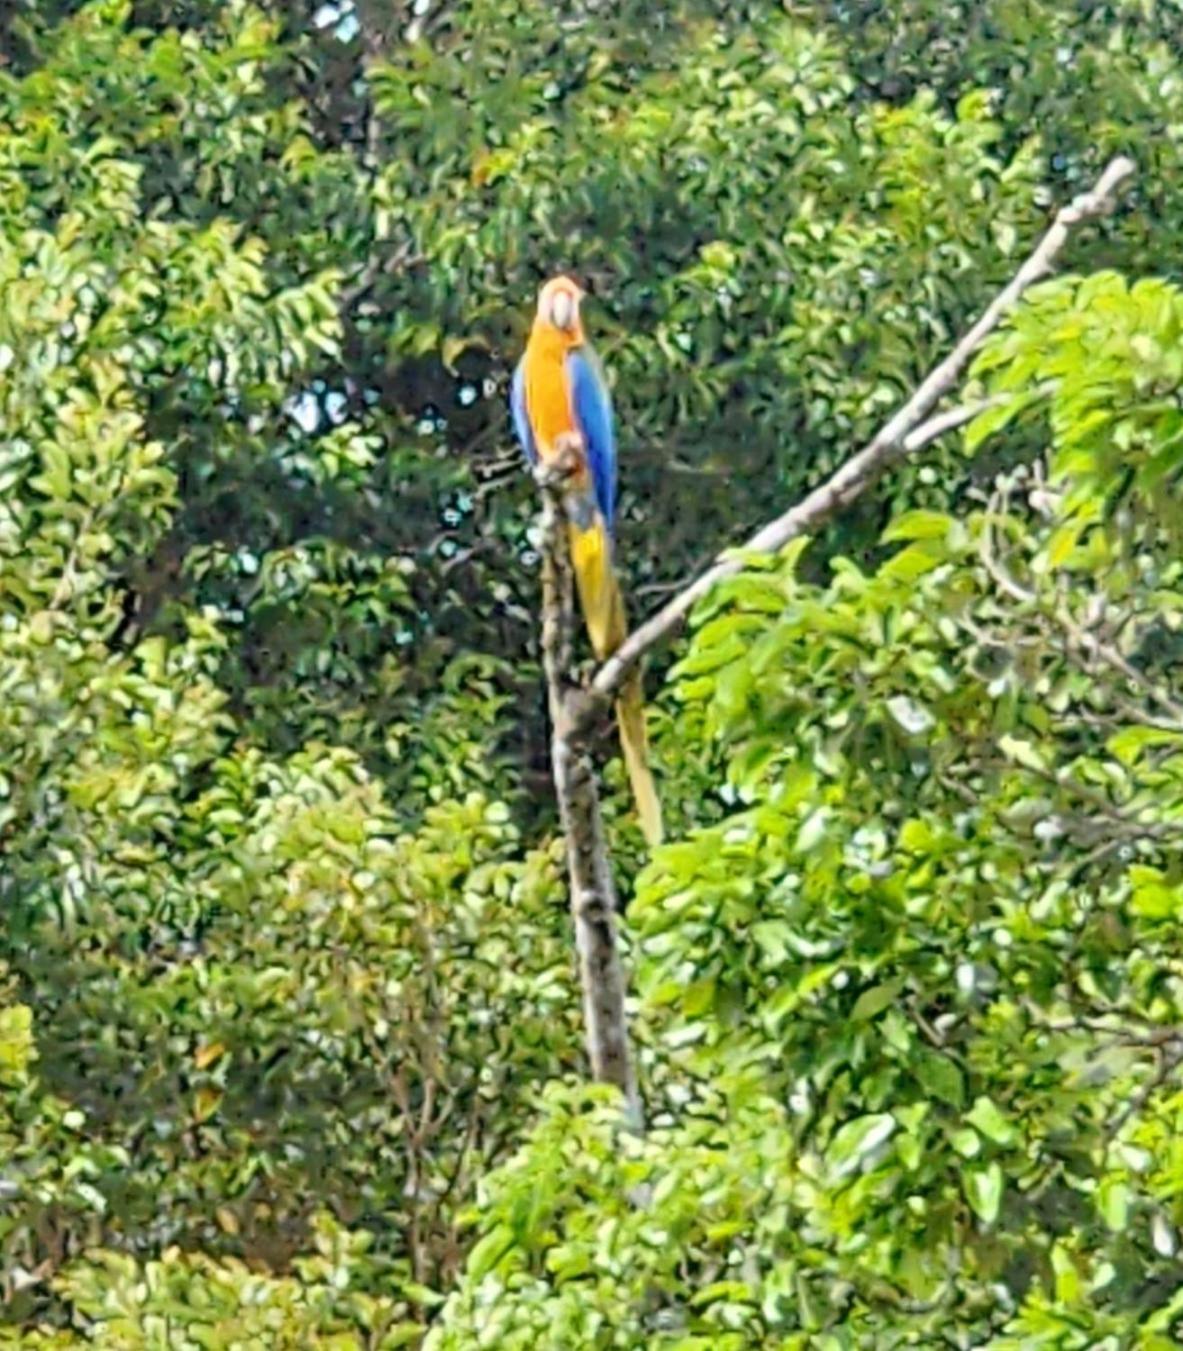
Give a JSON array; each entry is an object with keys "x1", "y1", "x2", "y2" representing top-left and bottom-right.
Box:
[{"x1": 533, "y1": 432, "x2": 585, "y2": 489}]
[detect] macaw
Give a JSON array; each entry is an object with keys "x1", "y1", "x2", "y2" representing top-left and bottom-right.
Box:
[{"x1": 510, "y1": 275, "x2": 663, "y2": 848}]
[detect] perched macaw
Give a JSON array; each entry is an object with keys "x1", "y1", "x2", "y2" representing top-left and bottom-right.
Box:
[{"x1": 510, "y1": 275, "x2": 663, "y2": 848}]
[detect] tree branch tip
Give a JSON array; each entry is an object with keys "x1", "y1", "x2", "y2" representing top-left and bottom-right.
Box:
[
  {"x1": 1060, "y1": 156, "x2": 1136, "y2": 224},
  {"x1": 1100, "y1": 154, "x2": 1137, "y2": 186}
]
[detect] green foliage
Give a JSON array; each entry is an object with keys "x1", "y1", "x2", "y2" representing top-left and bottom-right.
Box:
[
  {"x1": 433, "y1": 257, "x2": 1183, "y2": 1344},
  {"x1": 5, "y1": 0, "x2": 1183, "y2": 1345},
  {"x1": 0, "y1": 1002, "x2": 33, "y2": 1087},
  {"x1": 969, "y1": 272, "x2": 1183, "y2": 552},
  {"x1": 2, "y1": 680, "x2": 579, "y2": 1313},
  {"x1": 427, "y1": 1085, "x2": 799, "y2": 1350},
  {"x1": 1, "y1": 1074, "x2": 422, "y2": 1346},
  {"x1": 23, "y1": 1215, "x2": 422, "y2": 1349}
]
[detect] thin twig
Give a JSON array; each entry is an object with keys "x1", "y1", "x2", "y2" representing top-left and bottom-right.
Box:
[
  {"x1": 1107, "y1": 1045, "x2": 1178, "y2": 1141},
  {"x1": 979, "y1": 488, "x2": 1183, "y2": 731},
  {"x1": 920, "y1": 379, "x2": 1056, "y2": 451},
  {"x1": 901, "y1": 390, "x2": 1029, "y2": 454},
  {"x1": 1025, "y1": 1001, "x2": 1183, "y2": 1046},
  {"x1": 338, "y1": 242, "x2": 425, "y2": 314},
  {"x1": 1076, "y1": 629, "x2": 1183, "y2": 728}
]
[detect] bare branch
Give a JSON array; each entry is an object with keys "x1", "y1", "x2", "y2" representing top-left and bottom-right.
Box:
[
  {"x1": 902, "y1": 392, "x2": 1019, "y2": 454},
  {"x1": 979, "y1": 502, "x2": 1035, "y2": 605},
  {"x1": 902, "y1": 380, "x2": 1057, "y2": 454},
  {"x1": 1021, "y1": 999, "x2": 1183, "y2": 1140},
  {"x1": 591, "y1": 156, "x2": 1136, "y2": 703},
  {"x1": 538, "y1": 460, "x2": 577, "y2": 691}
]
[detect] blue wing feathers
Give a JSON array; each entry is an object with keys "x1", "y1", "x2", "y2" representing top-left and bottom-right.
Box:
[
  {"x1": 510, "y1": 359, "x2": 537, "y2": 465},
  {"x1": 567, "y1": 346, "x2": 616, "y2": 533},
  {"x1": 512, "y1": 346, "x2": 617, "y2": 534}
]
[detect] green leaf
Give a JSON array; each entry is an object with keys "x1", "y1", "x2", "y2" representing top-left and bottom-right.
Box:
[
  {"x1": 1128, "y1": 866, "x2": 1181, "y2": 920},
  {"x1": 752, "y1": 922, "x2": 795, "y2": 965},
  {"x1": 880, "y1": 540, "x2": 947, "y2": 582},
  {"x1": 997, "y1": 735, "x2": 1048, "y2": 772},
  {"x1": 850, "y1": 979, "x2": 904, "y2": 1022},
  {"x1": 682, "y1": 977, "x2": 717, "y2": 1017},
  {"x1": 964, "y1": 392, "x2": 1036, "y2": 453},
  {"x1": 1099, "y1": 1178, "x2": 1131, "y2": 1232},
  {"x1": 1044, "y1": 520, "x2": 1082, "y2": 568},
  {"x1": 826, "y1": 1114, "x2": 896, "y2": 1181},
  {"x1": 965, "y1": 1096, "x2": 1016, "y2": 1146},
  {"x1": 899, "y1": 818, "x2": 935, "y2": 853},
  {"x1": 951, "y1": 1128, "x2": 981, "y2": 1159},
  {"x1": 689, "y1": 1280, "x2": 754, "y2": 1309},
  {"x1": 0, "y1": 1004, "x2": 33, "y2": 1082},
  {"x1": 465, "y1": 1224, "x2": 516, "y2": 1281},
  {"x1": 1107, "y1": 725, "x2": 1183, "y2": 766},
  {"x1": 914, "y1": 1050, "x2": 965, "y2": 1108},
  {"x1": 965, "y1": 1163, "x2": 1003, "y2": 1224},
  {"x1": 881, "y1": 510, "x2": 954, "y2": 543},
  {"x1": 795, "y1": 808, "x2": 830, "y2": 855},
  {"x1": 886, "y1": 696, "x2": 935, "y2": 736},
  {"x1": 1051, "y1": 1241, "x2": 1081, "y2": 1303}
]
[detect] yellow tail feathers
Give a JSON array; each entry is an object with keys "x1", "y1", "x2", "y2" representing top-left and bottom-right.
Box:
[
  {"x1": 568, "y1": 520, "x2": 622, "y2": 659},
  {"x1": 615, "y1": 668, "x2": 664, "y2": 848},
  {"x1": 569, "y1": 520, "x2": 664, "y2": 849}
]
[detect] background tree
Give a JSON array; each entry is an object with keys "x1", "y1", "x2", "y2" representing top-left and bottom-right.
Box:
[{"x1": 1, "y1": 1, "x2": 1182, "y2": 1346}]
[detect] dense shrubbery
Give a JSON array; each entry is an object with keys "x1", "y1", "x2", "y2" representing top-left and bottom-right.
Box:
[{"x1": 2, "y1": 1, "x2": 1182, "y2": 1345}]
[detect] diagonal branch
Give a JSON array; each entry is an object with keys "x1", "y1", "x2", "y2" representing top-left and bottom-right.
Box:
[
  {"x1": 627, "y1": 393, "x2": 1030, "y2": 604},
  {"x1": 902, "y1": 386, "x2": 1053, "y2": 455},
  {"x1": 591, "y1": 155, "x2": 1136, "y2": 704}
]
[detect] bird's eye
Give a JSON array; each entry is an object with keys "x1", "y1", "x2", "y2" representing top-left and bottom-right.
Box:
[{"x1": 549, "y1": 291, "x2": 574, "y2": 330}]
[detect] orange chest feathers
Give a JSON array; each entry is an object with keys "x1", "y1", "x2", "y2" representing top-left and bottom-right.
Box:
[{"x1": 521, "y1": 330, "x2": 577, "y2": 459}]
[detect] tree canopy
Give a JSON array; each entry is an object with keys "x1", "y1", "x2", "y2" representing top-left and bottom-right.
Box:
[{"x1": 2, "y1": 1, "x2": 1183, "y2": 1347}]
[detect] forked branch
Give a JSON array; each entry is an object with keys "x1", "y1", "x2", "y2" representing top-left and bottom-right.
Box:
[
  {"x1": 531, "y1": 156, "x2": 1135, "y2": 1125},
  {"x1": 591, "y1": 155, "x2": 1136, "y2": 703}
]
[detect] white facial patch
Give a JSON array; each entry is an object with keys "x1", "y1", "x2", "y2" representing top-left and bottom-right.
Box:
[{"x1": 548, "y1": 290, "x2": 574, "y2": 330}]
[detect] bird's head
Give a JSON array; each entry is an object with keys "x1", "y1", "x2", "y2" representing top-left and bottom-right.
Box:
[{"x1": 535, "y1": 274, "x2": 585, "y2": 341}]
